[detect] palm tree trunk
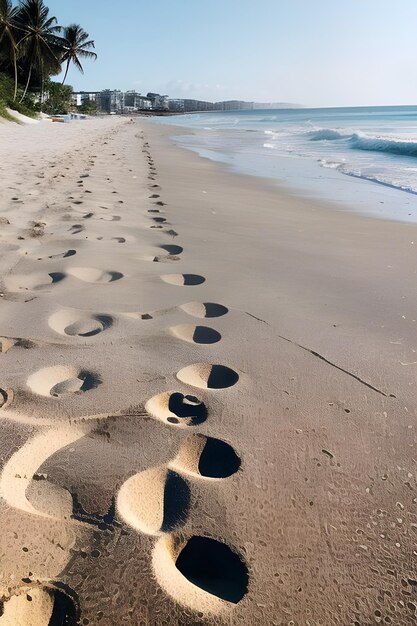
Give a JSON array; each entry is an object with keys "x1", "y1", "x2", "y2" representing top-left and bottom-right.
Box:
[
  {"x1": 20, "y1": 63, "x2": 33, "y2": 103},
  {"x1": 61, "y1": 59, "x2": 70, "y2": 86},
  {"x1": 13, "y1": 49, "x2": 18, "y2": 101}
]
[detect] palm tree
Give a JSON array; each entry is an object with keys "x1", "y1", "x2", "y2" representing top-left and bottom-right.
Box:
[
  {"x1": 0, "y1": 0, "x2": 19, "y2": 100},
  {"x1": 15, "y1": 0, "x2": 62, "y2": 102},
  {"x1": 60, "y1": 24, "x2": 97, "y2": 86}
]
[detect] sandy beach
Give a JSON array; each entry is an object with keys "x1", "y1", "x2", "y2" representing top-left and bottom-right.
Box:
[{"x1": 0, "y1": 115, "x2": 417, "y2": 625}]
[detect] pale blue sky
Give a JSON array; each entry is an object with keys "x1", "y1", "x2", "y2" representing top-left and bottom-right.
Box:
[{"x1": 46, "y1": 0, "x2": 417, "y2": 107}]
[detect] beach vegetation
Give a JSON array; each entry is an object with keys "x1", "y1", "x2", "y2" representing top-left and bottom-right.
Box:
[
  {"x1": 0, "y1": 0, "x2": 19, "y2": 100},
  {"x1": 78, "y1": 98, "x2": 97, "y2": 115},
  {"x1": 41, "y1": 79, "x2": 72, "y2": 114},
  {"x1": 0, "y1": 70, "x2": 37, "y2": 118},
  {"x1": 60, "y1": 24, "x2": 97, "y2": 86},
  {"x1": 14, "y1": 0, "x2": 62, "y2": 102},
  {"x1": 0, "y1": 0, "x2": 96, "y2": 118}
]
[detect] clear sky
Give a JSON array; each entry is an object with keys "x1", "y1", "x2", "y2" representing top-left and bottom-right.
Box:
[{"x1": 46, "y1": 0, "x2": 417, "y2": 107}]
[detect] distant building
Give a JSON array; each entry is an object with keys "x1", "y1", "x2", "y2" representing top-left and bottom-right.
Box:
[
  {"x1": 183, "y1": 99, "x2": 214, "y2": 112},
  {"x1": 169, "y1": 98, "x2": 256, "y2": 112},
  {"x1": 168, "y1": 99, "x2": 185, "y2": 112},
  {"x1": 147, "y1": 92, "x2": 169, "y2": 111},
  {"x1": 96, "y1": 89, "x2": 124, "y2": 114},
  {"x1": 71, "y1": 90, "x2": 286, "y2": 115},
  {"x1": 124, "y1": 91, "x2": 152, "y2": 111},
  {"x1": 72, "y1": 91, "x2": 98, "y2": 108},
  {"x1": 214, "y1": 100, "x2": 254, "y2": 111}
]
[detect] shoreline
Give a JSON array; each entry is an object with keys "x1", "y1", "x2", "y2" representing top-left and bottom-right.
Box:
[
  {"x1": 148, "y1": 114, "x2": 417, "y2": 225},
  {"x1": 0, "y1": 117, "x2": 416, "y2": 624}
]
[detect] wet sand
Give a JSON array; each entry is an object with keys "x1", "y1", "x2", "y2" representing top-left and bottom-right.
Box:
[{"x1": 0, "y1": 115, "x2": 416, "y2": 625}]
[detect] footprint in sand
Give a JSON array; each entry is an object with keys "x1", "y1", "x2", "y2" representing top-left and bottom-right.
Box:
[
  {"x1": 67, "y1": 267, "x2": 123, "y2": 283},
  {"x1": 160, "y1": 274, "x2": 205, "y2": 286},
  {"x1": 27, "y1": 365, "x2": 101, "y2": 397},
  {"x1": 145, "y1": 391, "x2": 208, "y2": 427},
  {"x1": 163, "y1": 228, "x2": 179, "y2": 237},
  {"x1": 96, "y1": 237, "x2": 127, "y2": 244},
  {"x1": 0, "y1": 388, "x2": 10, "y2": 407},
  {"x1": 4, "y1": 272, "x2": 66, "y2": 292},
  {"x1": 0, "y1": 425, "x2": 87, "y2": 519},
  {"x1": 0, "y1": 585, "x2": 79, "y2": 626},
  {"x1": 99, "y1": 215, "x2": 121, "y2": 222},
  {"x1": 176, "y1": 363, "x2": 239, "y2": 389},
  {"x1": 116, "y1": 466, "x2": 190, "y2": 536},
  {"x1": 179, "y1": 302, "x2": 229, "y2": 318},
  {"x1": 147, "y1": 244, "x2": 181, "y2": 262},
  {"x1": 116, "y1": 313, "x2": 247, "y2": 610},
  {"x1": 116, "y1": 428, "x2": 245, "y2": 609},
  {"x1": 159, "y1": 244, "x2": 183, "y2": 256},
  {"x1": 126, "y1": 301, "x2": 228, "y2": 323},
  {"x1": 170, "y1": 433, "x2": 241, "y2": 479},
  {"x1": 153, "y1": 534, "x2": 248, "y2": 610},
  {"x1": 69, "y1": 224, "x2": 84, "y2": 235},
  {"x1": 37, "y1": 249, "x2": 76, "y2": 261},
  {"x1": 48, "y1": 310, "x2": 113, "y2": 337},
  {"x1": 170, "y1": 324, "x2": 221, "y2": 345}
]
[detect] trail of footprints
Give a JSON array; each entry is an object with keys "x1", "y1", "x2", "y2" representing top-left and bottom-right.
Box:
[{"x1": 0, "y1": 130, "x2": 249, "y2": 622}]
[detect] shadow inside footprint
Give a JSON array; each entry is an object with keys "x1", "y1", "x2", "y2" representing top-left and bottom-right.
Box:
[
  {"x1": 161, "y1": 471, "x2": 191, "y2": 533},
  {"x1": 183, "y1": 275, "x2": 205, "y2": 286},
  {"x1": 192, "y1": 326, "x2": 221, "y2": 344},
  {"x1": 172, "y1": 435, "x2": 240, "y2": 479},
  {"x1": 78, "y1": 370, "x2": 101, "y2": 392},
  {"x1": 108, "y1": 271, "x2": 123, "y2": 282},
  {"x1": 175, "y1": 537, "x2": 249, "y2": 604},
  {"x1": 63, "y1": 249, "x2": 76, "y2": 258},
  {"x1": 168, "y1": 393, "x2": 207, "y2": 425},
  {"x1": 160, "y1": 244, "x2": 183, "y2": 255},
  {"x1": 171, "y1": 324, "x2": 221, "y2": 345},
  {"x1": 49, "y1": 272, "x2": 66, "y2": 284},
  {"x1": 199, "y1": 438, "x2": 241, "y2": 478},
  {"x1": 207, "y1": 365, "x2": 239, "y2": 389},
  {"x1": 1, "y1": 587, "x2": 79, "y2": 626},
  {"x1": 0, "y1": 388, "x2": 9, "y2": 407},
  {"x1": 49, "y1": 589, "x2": 79, "y2": 625},
  {"x1": 69, "y1": 315, "x2": 113, "y2": 337}
]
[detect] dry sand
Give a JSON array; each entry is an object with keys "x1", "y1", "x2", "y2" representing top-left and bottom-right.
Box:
[{"x1": 0, "y1": 114, "x2": 416, "y2": 625}]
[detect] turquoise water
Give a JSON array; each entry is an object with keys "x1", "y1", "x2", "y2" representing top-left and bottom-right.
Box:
[{"x1": 151, "y1": 106, "x2": 417, "y2": 222}]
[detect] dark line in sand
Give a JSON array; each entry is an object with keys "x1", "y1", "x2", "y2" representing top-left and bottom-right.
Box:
[
  {"x1": 245, "y1": 312, "x2": 269, "y2": 325},
  {"x1": 245, "y1": 311, "x2": 393, "y2": 398}
]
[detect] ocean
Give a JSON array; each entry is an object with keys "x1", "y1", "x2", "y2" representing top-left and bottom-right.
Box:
[{"x1": 151, "y1": 106, "x2": 417, "y2": 223}]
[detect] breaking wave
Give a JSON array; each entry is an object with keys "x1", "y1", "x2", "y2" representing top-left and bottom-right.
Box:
[
  {"x1": 351, "y1": 133, "x2": 417, "y2": 157},
  {"x1": 308, "y1": 127, "x2": 417, "y2": 157},
  {"x1": 307, "y1": 128, "x2": 351, "y2": 141}
]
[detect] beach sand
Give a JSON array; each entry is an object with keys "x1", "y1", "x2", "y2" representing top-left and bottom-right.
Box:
[{"x1": 0, "y1": 115, "x2": 417, "y2": 625}]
